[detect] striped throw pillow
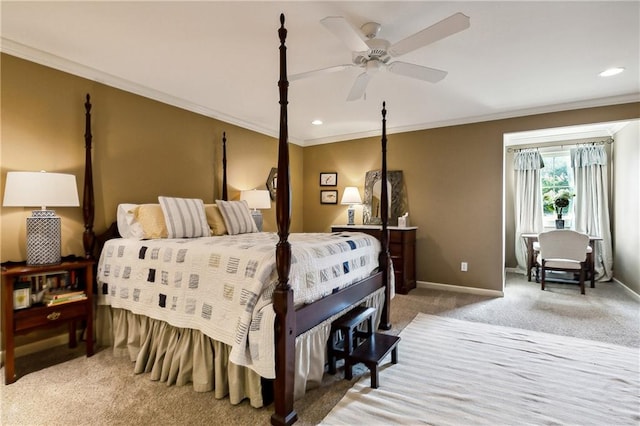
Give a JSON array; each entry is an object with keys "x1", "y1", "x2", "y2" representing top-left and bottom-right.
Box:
[
  {"x1": 158, "y1": 196, "x2": 210, "y2": 238},
  {"x1": 215, "y1": 200, "x2": 258, "y2": 235}
]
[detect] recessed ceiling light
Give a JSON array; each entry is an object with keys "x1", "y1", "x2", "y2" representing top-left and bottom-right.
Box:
[
  {"x1": 599, "y1": 67, "x2": 625, "y2": 77},
  {"x1": 311, "y1": 119, "x2": 323, "y2": 125}
]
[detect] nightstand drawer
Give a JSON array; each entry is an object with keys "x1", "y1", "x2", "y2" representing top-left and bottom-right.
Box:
[{"x1": 13, "y1": 300, "x2": 88, "y2": 333}]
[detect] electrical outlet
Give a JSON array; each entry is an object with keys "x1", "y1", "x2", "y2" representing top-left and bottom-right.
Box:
[{"x1": 461, "y1": 262, "x2": 468, "y2": 272}]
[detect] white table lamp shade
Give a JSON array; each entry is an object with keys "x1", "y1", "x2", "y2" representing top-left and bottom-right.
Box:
[
  {"x1": 341, "y1": 187, "x2": 362, "y2": 205},
  {"x1": 240, "y1": 189, "x2": 272, "y2": 210},
  {"x1": 3, "y1": 171, "x2": 80, "y2": 265},
  {"x1": 240, "y1": 189, "x2": 271, "y2": 231},
  {"x1": 341, "y1": 187, "x2": 362, "y2": 226},
  {"x1": 3, "y1": 171, "x2": 80, "y2": 208}
]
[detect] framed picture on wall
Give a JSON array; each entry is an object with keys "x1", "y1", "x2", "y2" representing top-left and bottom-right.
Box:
[
  {"x1": 319, "y1": 172, "x2": 338, "y2": 186},
  {"x1": 320, "y1": 190, "x2": 338, "y2": 204}
]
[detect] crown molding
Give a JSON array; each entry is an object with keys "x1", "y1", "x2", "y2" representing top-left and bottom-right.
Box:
[
  {"x1": 0, "y1": 38, "x2": 305, "y2": 146},
  {"x1": 302, "y1": 94, "x2": 639, "y2": 146},
  {"x1": 3, "y1": 37, "x2": 635, "y2": 148}
]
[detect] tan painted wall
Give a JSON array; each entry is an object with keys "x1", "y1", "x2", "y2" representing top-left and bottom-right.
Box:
[
  {"x1": 1, "y1": 54, "x2": 303, "y2": 264},
  {"x1": 303, "y1": 104, "x2": 640, "y2": 292},
  {"x1": 1, "y1": 54, "x2": 304, "y2": 349},
  {"x1": 612, "y1": 121, "x2": 640, "y2": 294},
  {"x1": 1, "y1": 54, "x2": 638, "y2": 355}
]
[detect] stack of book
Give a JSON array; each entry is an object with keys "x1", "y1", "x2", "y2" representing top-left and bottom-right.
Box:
[{"x1": 43, "y1": 290, "x2": 87, "y2": 306}]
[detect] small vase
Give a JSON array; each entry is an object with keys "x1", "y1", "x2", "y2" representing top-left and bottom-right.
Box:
[{"x1": 555, "y1": 219, "x2": 565, "y2": 229}]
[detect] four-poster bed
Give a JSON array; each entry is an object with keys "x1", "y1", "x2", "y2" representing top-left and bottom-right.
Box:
[{"x1": 81, "y1": 14, "x2": 391, "y2": 426}]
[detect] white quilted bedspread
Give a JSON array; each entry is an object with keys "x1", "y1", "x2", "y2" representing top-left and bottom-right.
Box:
[{"x1": 96, "y1": 231, "x2": 380, "y2": 378}]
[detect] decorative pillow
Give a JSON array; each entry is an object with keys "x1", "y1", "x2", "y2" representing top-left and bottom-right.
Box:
[
  {"x1": 131, "y1": 204, "x2": 168, "y2": 239},
  {"x1": 116, "y1": 203, "x2": 138, "y2": 239},
  {"x1": 215, "y1": 199, "x2": 258, "y2": 235},
  {"x1": 158, "y1": 196, "x2": 210, "y2": 238},
  {"x1": 204, "y1": 204, "x2": 227, "y2": 236}
]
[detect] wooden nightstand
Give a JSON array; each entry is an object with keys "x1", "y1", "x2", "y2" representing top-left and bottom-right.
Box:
[
  {"x1": 1, "y1": 256, "x2": 94, "y2": 384},
  {"x1": 331, "y1": 225, "x2": 417, "y2": 294}
]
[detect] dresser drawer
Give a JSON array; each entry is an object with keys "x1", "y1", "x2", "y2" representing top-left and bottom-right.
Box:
[
  {"x1": 13, "y1": 301, "x2": 89, "y2": 333},
  {"x1": 390, "y1": 242, "x2": 403, "y2": 256},
  {"x1": 390, "y1": 230, "x2": 415, "y2": 244},
  {"x1": 390, "y1": 255, "x2": 402, "y2": 271}
]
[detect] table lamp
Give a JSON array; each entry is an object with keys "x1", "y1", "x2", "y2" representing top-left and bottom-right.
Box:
[
  {"x1": 240, "y1": 189, "x2": 271, "y2": 231},
  {"x1": 341, "y1": 187, "x2": 362, "y2": 226},
  {"x1": 3, "y1": 171, "x2": 80, "y2": 265}
]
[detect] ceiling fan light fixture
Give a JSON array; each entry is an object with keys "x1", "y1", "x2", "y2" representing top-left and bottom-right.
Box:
[
  {"x1": 599, "y1": 67, "x2": 625, "y2": 77},
  {"x1": 365, "y1": 60, "x2": 383, "y2": 74}
]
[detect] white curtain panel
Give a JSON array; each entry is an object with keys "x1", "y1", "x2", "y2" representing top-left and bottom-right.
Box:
[
  {"x1": 513, "y1": 149, "x2": 545, "y2": 271},
  {"x1": 571, "y1": 145, "x2": 613, "y2": 281}
]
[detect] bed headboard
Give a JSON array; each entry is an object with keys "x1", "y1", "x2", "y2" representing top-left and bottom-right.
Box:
[{"x1": 81, "y1": 95, "x2": 230, "y2": 259}]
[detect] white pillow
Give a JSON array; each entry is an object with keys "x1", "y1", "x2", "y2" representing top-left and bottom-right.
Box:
[
  {"x1": 116, "y1": 203, "x2": 141, "y2": 239},
  {"x1": 158, "y1": 196, "x2": 210, "y2": 238},
  {"x1": 215, "y1": 199, "x2": 258, "y2": 235}
]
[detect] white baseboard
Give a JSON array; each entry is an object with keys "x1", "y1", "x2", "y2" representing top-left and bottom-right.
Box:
[
  {"x1": 417, "y1": 281, "x2": 504, "y2": 297},
  {"x1": 0, "y1": 332, "x2": 74, "y2": 367},
  {"x1": 414, "y1": 275, "x2": 638, "y2": 303},
  {"x1": 612, "y1": 278, "x2": 640, "y2": 302}
]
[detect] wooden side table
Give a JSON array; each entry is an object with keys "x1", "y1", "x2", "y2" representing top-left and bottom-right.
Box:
[
  {"x1": 1, "y1": 257, "x2": 94, "y2": 384},
  {"x1": 332, "y1": 225, "x2": 417, "y2": 294}
]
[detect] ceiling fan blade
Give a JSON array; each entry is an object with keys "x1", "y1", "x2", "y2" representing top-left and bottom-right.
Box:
[
  {"x1": 346, "y1": 72, "x2": 372, "y2": 101},
  {"x1": 389, "y1": 12, "x2": 470, "y2": 57},
  {"x1": 290, "y1": 64, "x2": 354, "y2": 81},
  {"x1": 387, "y1": 61, "x2": 448, "y2": 83},
  {"x1": 321, "y1": 16, "x2": 370, "y2": 52}
]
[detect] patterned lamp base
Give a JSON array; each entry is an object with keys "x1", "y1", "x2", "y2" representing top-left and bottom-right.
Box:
[
  {"x1": 26, "y1": 210, "x2": 61, "y2": 265},
  {"x1": 251, "y1": 211, "x2": 264, "y2": 232},
  {"x1": 347, "y1": 207, "x2": 355, "y2": 226}
]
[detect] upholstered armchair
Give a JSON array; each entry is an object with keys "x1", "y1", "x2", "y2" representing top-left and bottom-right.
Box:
[{"x1": 536, "y1": 230, "x2": 591, "y2": 294}]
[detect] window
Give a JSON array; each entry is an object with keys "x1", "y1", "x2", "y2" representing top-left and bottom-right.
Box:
[{"x1": 540, "y1": 150, "x2": 574, "y2": 229}]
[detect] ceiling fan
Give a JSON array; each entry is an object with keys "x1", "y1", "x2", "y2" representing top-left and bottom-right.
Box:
[{"x1": 291, "y1": 12, "x2": 470, "y2": 101}]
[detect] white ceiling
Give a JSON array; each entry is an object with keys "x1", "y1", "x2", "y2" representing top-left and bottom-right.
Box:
[{"x1": 1, "y1": 1, "x2": 639, "y2": 146}]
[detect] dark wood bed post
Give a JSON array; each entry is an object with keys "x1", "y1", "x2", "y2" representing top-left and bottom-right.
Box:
[
  {"x1": 378, "y1": 102, "x2": 391, "y2": 330},
  {"x1": 83, "y1": 94, "x2": 96, "y2": 259},
  {"x1": 271, "y1": 13, "x2": 297, "y2": 426},
  {"x1": 221, "y1": 132, "x2": 228, "y2": 201}
]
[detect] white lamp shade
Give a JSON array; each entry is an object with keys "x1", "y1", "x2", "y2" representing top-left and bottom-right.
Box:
[
  {"x1": 341, "y1": 187, "x2": 362, "y2": 205},
  {"x1": 3, "y1": 171, "x2": 80, "y2": 209},
  {"x1": 240, "y1": 189, "x2": 271, "y2": 210}
]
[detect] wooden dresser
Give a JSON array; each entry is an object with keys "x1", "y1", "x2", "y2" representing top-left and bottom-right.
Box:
[{"x1": 331, "y1": 225, "x2": 417, "y2": 294}]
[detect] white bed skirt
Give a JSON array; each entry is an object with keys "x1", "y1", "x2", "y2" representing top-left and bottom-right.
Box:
[{"x1": 95, "y1": 287, "x2": 385, "y2": 408}]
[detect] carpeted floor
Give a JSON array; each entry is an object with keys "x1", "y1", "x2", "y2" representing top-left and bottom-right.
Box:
[
  {"x1": 320, "y1": 313, "x2": 640, "y2": 425},
  {"x1": 1, "y1": 273, "x2": 638, "y2": 425}
]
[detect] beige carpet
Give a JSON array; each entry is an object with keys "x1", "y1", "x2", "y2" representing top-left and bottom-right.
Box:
[
  {"x1": 320, "y1": 313, "x2": 640, "y2": 425},
  {"x1": 1, "y1": 274, "x2": 638, "y2": 425}
]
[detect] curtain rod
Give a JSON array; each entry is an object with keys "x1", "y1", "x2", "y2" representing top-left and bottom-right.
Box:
[{"x1": 507, "y1": 137, "x2": 614, "y2": 153}]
